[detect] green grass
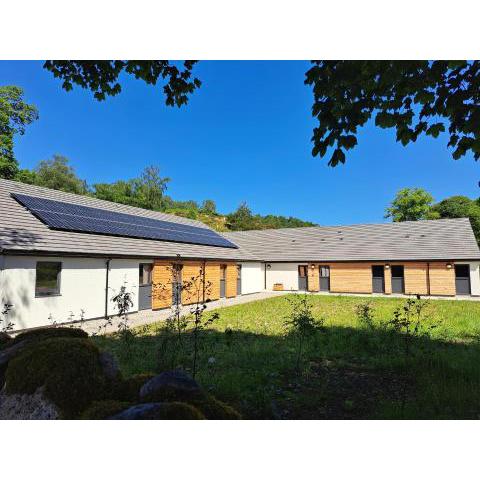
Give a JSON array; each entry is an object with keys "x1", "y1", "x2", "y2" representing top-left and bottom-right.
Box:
[{"x1": 94, "y1": 294, "x2": 480, "y2": 419}]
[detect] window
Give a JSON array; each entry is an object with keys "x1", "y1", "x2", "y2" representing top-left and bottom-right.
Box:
[
  {"x1": 139, "y1": 263, "x2": 153, "y2": 285},
  {"x1": 455, "y1": 264, "x2": 470, "y2": 278},
  {"x1": 391, "y1": 265, "x2": 404, "y2": 278},
  {"x1": 320, "y1": 266, "x2": 330, "y2": 278},
  {"x1": 35, "y1": 262, "x2": 62, "y2": 296},
  {"x1": 298, "y1": 265, "x2": 308, "y2": 277}
]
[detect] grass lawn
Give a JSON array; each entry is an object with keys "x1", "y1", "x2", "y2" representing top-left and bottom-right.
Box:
[{"x1": 94, "y1": 294, "x2": 480, "y2": 419}]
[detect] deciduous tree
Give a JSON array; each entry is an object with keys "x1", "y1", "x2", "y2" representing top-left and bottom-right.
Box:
[
  {"x1": 385, "y1": 188, "x2": 437, "y2": 222},
  {"x1": 0, "y1": 86, "x2": 38, "y2": 179},
  {"x1": 304, "y1": 61, "x2": 480, "y2": 165}
]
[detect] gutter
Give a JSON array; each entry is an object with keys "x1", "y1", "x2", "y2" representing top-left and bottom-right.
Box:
[{"x1": 104, "y1": 258, "x2": 111, "y2": 319}]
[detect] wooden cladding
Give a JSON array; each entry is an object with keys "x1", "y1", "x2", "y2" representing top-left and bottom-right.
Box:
[
  {"x1": 428, "y1": 262, "x2": 456, "y2": 296},
  {"x1": 152, "y1": 260, "x2": 173, "y2": 309},
  {"x1": 307, "y1": 264, "x2": 319, "y2": 292},
  {"x1": 305, "y1": 261, "x2": 456, "y2": 296},
  {"x1": 225, "y1": 263, "x2": 237, "y2": 298},
  {"x1": 181, "y1": 262, "x2": 203, "y2": 305},
  {"x1": 330, "y1": 263, "x2": 373, "y2": 294},
  {"x1": 204, "y1": 263, "x2": 221, "y2": 301},
  {"x1": 151, "y1": 260, "x2": 238, "y2": 310}
]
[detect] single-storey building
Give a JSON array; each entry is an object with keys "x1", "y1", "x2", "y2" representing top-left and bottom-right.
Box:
[{"x1": 1, "y1": 179, "x2": 479, "y2": 331}]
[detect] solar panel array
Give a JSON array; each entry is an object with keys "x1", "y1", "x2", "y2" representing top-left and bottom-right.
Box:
[{"x1": 12, "y1": 193, "x2": 238, "y2": 249}]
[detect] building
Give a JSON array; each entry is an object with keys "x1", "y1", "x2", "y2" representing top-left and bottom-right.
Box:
[{"x1": 0, "y1": 179, "x2": 479, "y2": 331}]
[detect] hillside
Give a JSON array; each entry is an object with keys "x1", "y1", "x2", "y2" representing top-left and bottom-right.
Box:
[{"x1": 12, "y1": 159, "x2": 316, "y2": 232}]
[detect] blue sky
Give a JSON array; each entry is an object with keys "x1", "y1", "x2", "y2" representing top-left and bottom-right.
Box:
[{"x1": 1, "y1": 60, "x2": 478, "y2": 226}]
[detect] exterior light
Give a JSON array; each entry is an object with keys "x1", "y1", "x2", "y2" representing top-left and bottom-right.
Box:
[
  {"x1": 385, "y1": 264, "x2": 390, "y2": 270},
  {"x1": 310, "y1": 264, "x2": 315, "y2": 269},
  {"x1": 446, "y1": 263, "x2": 453, "y2": 269},
  {"x1": 266, "y1": 264, "x2": 271, "y2": 269}
]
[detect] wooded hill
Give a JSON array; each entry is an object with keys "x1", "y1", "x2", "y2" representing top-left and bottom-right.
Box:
[{"x1": 13, "y1": 156, "x2": 316, "y2": 232}]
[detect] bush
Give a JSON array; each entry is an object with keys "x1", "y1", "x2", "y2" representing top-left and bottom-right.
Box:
[
  {"x1": 13, "y1": 327, "x2": 88, "y2": 346},
  {"x1": 0, "y1": 332, "x2": 12, "y2": 349},
  {"x1": 80, "y1": 400, "x2": 132, "y2": 420},
  {"x1": 5, "y1": 337, "x2": 107, "y2": 418},
  {"x1": 114, "y1": 373, "x2": 156, "y2": 402},
  {"x1": 194, "y1": 395, "x2": 242, "y2": 420}
]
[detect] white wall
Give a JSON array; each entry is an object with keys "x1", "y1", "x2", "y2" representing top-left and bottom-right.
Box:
[
  {"x1": 265, "y1": 263, "x2": 301, "y2": 291},
  {"x1": 0, "y1": 255, "x2": 142, "y2": 330},
  {"x1": 240, "y1": 262, "x2": 264, "y2": 294},
  {"x1": 469, "y1": 262, "x2": 480, "y2": 296}
]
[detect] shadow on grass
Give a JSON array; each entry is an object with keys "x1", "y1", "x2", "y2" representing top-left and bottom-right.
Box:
[{"x1": 93, "y1": 323, "x2": 480, "y2": 420}]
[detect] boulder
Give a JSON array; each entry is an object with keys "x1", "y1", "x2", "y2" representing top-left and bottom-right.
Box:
[
  {"x1": 108, "y1": 401, "x2": 205, "y2": 420},
  {"x1": 99, "y1": 351, "x2": 121, "y2": 381},
  {"x1": 4, "y1": 337, "x2": 107, "y2": 418},
  {"x1": 0, "y1": 386, "x2": 59, "y2": 420},
  {"x1": 139, "y1": 370, "x2": 203, "y2": 403}
]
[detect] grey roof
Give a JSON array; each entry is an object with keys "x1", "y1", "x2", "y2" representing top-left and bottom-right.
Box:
[
  {"x1": 0, "y1": 179, "x2": 257, "y2": 261},
  {"x1": 2, "y1": 179, "x2": 479, "y2": 262},
  {"x1": 224, "y1": 219, "x2": 480, "y2": 262}
]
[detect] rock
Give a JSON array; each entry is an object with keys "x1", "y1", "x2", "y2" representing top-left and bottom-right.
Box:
[
  {"x1": 139, "y1": 370, "x2": 203, "y2": 402},
  {"x1": 108, "y1": 401, "x2": 205, "y2": 420},
  {"x1": 99, "y1": 351, "x2": 121, "y2": 381},
  {"x1": 0, "y1": 386, "x2": 59, "y2": 420}
]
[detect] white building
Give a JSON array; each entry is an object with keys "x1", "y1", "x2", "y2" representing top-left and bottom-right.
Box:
[{"x1": 1, "y1": 179, "x2": 479, "y2": 331}]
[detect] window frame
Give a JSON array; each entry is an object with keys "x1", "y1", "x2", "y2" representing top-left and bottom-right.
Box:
[
  {"x1": 139, "y1": 263, "x2": 153, "y2": 286},
  {"x1": 35, "y1": 261, "x2": 62, "y2": 297}
]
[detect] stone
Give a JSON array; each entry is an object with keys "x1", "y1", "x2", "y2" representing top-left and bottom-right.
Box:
[
  {"x1": 139, "y1": 370, "x2": 203, "y2": 402},
  {"x1": 108, "y1": 401, "x2": 205, "y2": 420},
  {"x1": 0, "y1": 386, "x2": 59, "y2": 420},
  {"x1": 98, "y1": 351, "x2": 121, "y2": 381}
]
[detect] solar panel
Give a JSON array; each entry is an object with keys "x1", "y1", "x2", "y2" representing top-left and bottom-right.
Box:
[{"x1": 12, "y1": 193, "x2": 238, "y2": 249}]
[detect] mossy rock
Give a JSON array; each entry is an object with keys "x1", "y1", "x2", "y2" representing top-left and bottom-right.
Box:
[
  {"x1": 194, "y1": 395, "x2": 242, "y2": 420},
  {"x1": 80, "y1": 400, "x2": 132, "y2": 420},
  {"x1": 110, "y1": 401, "x2": 205, "y2": 420},
  {"x1": 139, "y1": 370, "x2": 205, "y2": 403},
  {"x1": 5, "y1": 337, "x2": 107, "y2": 418},
  {"x1": 13, "y1": 327, "x2": 88, "y2": 346},
  {"x1": 113, "y1": 373, "x2": 156, "y2": 402}
]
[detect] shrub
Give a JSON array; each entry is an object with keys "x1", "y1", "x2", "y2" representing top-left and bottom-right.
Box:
[
  {"x1": 114, "y1": 373, "x2": 156, "y2": 402},
  {"x1": 194, "y1": 395, "x2": 242, "y2": 420},
  {"x1": 13, "y1": 327, "x2": 88, "y2": 346},
  {"x1": 5, "y1": 337, "x2": 107, "y2": 418},
  {"x1": 0, "y1": 332, "x2": 12, "y2": 349},
  {"x1": 355, "y1": 302, "x2": 376, "y2": 329},
  {"x1": 80, "y1": 400, "x2": 132, "y2": 420}
]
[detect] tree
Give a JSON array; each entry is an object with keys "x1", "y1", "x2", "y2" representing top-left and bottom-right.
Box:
[
  {"x1": 385, "y1": 188, "x2": 437, "y2": 222},
  {"x1": 226, "y1": 202, "x2": 258, "y2": 230},
  {"x1": 34, "y1": 155, "x2": 88, "y2": 194},
  {"x1": 43, "y1": 61, "x2": 201, "y2": 106},
  {"x1": 43, "y1": 61, "x2": 480, "y2": 167},
  {"x1": 201, "y1": 199, "x2": 217, "y2": 215},
  {"x1": 137, "y1": 165, "x2": 170, "y2": 210},
  {"x1": 432, "y1": 196, "x2": 480, "y2": 244},
  {"x1": 304, "y1": 61, "x2": 480, "y2": 166},
  {"x1": 0, "y1": 86, "x2": 39, "y2": 179},
  {"x1": 92, "y1": 165, "x2": 170, "y2": 211}
]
